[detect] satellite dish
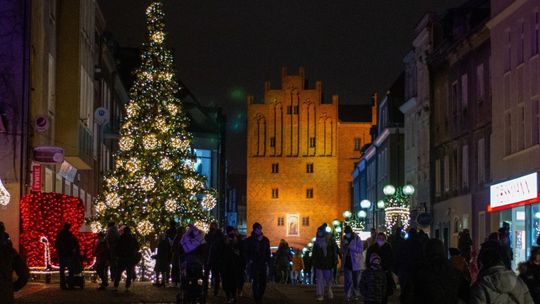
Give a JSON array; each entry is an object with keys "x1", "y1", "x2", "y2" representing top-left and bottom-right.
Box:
[{"x1": 94, "y1": 107, "x2": 110, "y2": 126}]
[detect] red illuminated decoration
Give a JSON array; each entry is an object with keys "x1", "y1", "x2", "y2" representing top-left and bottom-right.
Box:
[{"x1": 20, "y1": 192, "x2": 96, "y2": 269}]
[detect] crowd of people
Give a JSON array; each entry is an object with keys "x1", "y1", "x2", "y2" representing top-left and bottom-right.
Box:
[{"x1": 4, "y1": 217, "x2": 540, "y2": 304}]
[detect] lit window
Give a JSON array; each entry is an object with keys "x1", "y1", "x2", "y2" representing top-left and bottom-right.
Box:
[
  {"x1": 277, "y1": 217, "x2": 284, "y2": 226},
  {"x1": 306, "y1": 163, "x2": 314, "y2": 173},
  {"x1": 272, "y1": 188, "x2": 279, "y2": 199},
  {"x1": 306, "y1": 188, "x2": 313, "y2": 199},
  {"x1": 272, "y1": 163, "x2": 279, "y2": 173},
  {"x1": 302, "y1": 217, "x2": 309, "y2": 226},
  {"x1": 309, "y1": 137, "x2": 316, "y2": 148}
]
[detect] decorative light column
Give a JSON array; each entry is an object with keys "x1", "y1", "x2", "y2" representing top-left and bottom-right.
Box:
[{"x1": 380, "y1": 184, "x2": 415, "y2": 234}]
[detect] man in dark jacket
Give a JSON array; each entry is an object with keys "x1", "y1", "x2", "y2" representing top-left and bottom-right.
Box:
[
  {"x1": 412, "y1": 238, "x2": 469, "y2": 304},
  {"x1": 113, "y1": 226, "x2": 140, "y2": 291},
  {"x1": 204, "y1": 221, "x2": 224, "y2": 296},
  {"x1": 55, "y1": 223, "x2": 80, "y2": 289},
  {"x1": 0, "y1": 221, "x2": 12, "y2": 247},
  {"x1": 93, "y1": 231, "x2": 110, "y2": 289},
  {"x1": 244, "y1": 222, "x2": 271, "y2": 303},
  {"x1": 519, "y1": 246, "x2": 540, "y2": 303},
  {"x1": 0, "y1": 242, "x2": 28, "y2": 304}
]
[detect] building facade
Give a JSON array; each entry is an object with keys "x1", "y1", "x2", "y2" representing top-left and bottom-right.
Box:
[
  {"x1": 429, "y1": 0, "x2": 491, "y2": 251},
  {"x1": 488, "y1": 0, "x2": 540, "y2": 270},
  {"x1": 400, "y1": 14, "x2": 436, "y2": 228},
  {"x1": 247, "y1": 67, "x2": 374, "y2": 248}
]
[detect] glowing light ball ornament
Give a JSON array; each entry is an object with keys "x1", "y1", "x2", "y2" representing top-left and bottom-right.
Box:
[
  {"x1": 171, "y1": 137, "x2": 190, "y2": 151},
  {"x1": 143, "y1": 134, "x2": 158, "y2": 150},
  {"x1": 201, "y1": 194, "x2": 217, "y2": 210},
  {"x1": 119, "y1": 137, "x2": 134, "y2": 151},
  {"x1": 160, "y1": 157, "x2": 173, "y2": 170},
  {"x1": 90, "y1": 221, "x2": 103, "y2": 233},
  {"x1": 125, "y1": 157, "x2": 141, "y2": 172},
  {"x1": 166, "y1": 104, "x2": 178, "y2": 115},
  {"x1": 0, "y1": 179, "x2": 11, "y2": 206},
  {"x1": 184, "y1": 177, "x2": 197, "y2": 190},
  {"x1": 140, "y1": 176, "x2": 155, "y2": 191},
  {"x1": 105, "y1": 192, "x2": 121, "y2": 208},
  {"x1": 360, "y1": 199, "x2": 372, "y2": 209},
  {"x1": 151, "y1": 31, "x2": 165, "y2": 43},
  {"x1": 138, "y1": 220, "x2": 153, "y2": 236},
  {"x1": 165, "y1": 199, "x2": 176, "y2": 213},
  {"x1": 195, "y1": 221, "x2": 209, "y2": 232}
]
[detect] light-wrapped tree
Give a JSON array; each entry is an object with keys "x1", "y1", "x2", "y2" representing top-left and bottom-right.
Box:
[{"x1": 90, "y1": 0, "x2": 215, "y2": 244}]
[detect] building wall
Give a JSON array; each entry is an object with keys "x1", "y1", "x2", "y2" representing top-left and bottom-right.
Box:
[
  {"x1": 489, "y1": 0, "x2": 540, "y2": 183},
  {"x1": 247, "y1": 67, "x2": 373, "y2": 248},
  {"x1": 0, "y1": 0, "x2": 30, "y2": 250}
]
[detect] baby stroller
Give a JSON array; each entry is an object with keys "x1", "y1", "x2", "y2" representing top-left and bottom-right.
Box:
[{"x1": 177, "y1": 254, "x2": 206, "y2": 304}]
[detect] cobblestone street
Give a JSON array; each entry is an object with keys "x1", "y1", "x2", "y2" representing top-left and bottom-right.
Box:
[{"x1": 15, "y1": 282, "x2": 400, "y2": 303}]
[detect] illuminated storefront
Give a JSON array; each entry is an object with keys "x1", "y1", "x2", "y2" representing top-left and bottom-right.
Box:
[{"x1": 489, "y1": 172, "x2": 540, "y2": 270}]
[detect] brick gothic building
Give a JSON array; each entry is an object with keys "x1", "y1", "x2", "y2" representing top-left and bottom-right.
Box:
[{"x1": 246, "y1": 67, "x2": 375, "y2": 248}]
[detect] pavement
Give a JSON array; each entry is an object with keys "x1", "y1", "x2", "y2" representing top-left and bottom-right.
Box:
[{"x1": 15, "y1": 281, "x2": 400, "y2": 304}]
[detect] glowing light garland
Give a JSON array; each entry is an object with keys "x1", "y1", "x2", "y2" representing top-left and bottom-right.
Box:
[
  {"x1": 201, "y1": 194, "x2": 217, "y2": 210},
  {"x1": 0, "y1": 179, "x2": 10, "y2": 206},
  {"x1": 385, "y1": 206, "x2": 411, "y2": 233}
]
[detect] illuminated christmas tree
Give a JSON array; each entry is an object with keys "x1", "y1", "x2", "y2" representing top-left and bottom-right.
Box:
[{"x1": 90, "y1": 1, "x2": 215, "y2": 243}]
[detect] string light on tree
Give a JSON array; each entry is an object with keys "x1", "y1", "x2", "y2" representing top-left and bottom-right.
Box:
[
  {"x1": 90, "y1": 0, "x2": 214, "y2": 245},
  {"x1": 105, "y1": 192, "x2": 121, "y2": 208}
]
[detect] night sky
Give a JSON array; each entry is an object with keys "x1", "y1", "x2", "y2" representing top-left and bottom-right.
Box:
[{"x1": 100, "y1": 0, "x2": 465, "y2": 173}]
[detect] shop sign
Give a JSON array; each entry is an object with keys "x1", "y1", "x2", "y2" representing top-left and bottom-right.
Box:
[
  {"x1": 489, "y1": 172, "x2": 539, "y2": 212},
  {"x1": 32, "y1": 164, "x2": 42, "y2": 192}
]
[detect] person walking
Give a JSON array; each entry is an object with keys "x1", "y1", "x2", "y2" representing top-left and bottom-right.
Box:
[
  {"x1": 0, "y1": 221, "x2": 12, "y2": 247},
  {"x1": 55, "y1": 223, "x2": 80, "y2": 289},
  {"x1": 412, "y1": 239, "x2": 469, "y2": 304},
  {"x1": 113, "y1": 226, "x2": 140, "y2": 292},
  {"x1": 171, "y1": 226, "x2": 186, "y2": 287},
  {"x1": 275, "y1": 239, "x2": 291, "y2": 284},
  {"x1": 302, "y1": 251, "x2": 313, "y2": 284},
  {"x1": 471, "y1": 240, "x2": 533, "y2": 303},
  {"x1": 312, "y1": 224, "x2": 338, "y2": 301},
  {"x1": 519, "y1": 246, "x2": 540, "y2": 303},
  {"x1": 205, "y1": 221, "x2": 224, "y2": 296},
  {"x1": 93, "y1": 231, "x2": 110, "y2": 290},
  {"x1": 341, "y1": 225, "x2": 363, "y2": 301},
  {"x1": 291, "y1": 249, "x2": 304, "y2": 285},
  {"x1": 222, "y1": 226, "x2": 244, "y2": 303},
  {"x1": 0, "y1": 240, "x2": 29, "y2": 304},
  {"x1": 449, "y1": 247, "x2": 471, "y2": 283},
  {"x1": 244, "y1": 222, "x2": 271, "y2": 304},
  {"x1": 105, "y1": 222, "x2": 120, "y2": 284},
  {"x1": 365, "y1": 232, "x2": 395, "y2": 297},
  {"x1": 458, "y1": 229, "x2": 473, "y2": 262},
  {"x1": 153, "y1": 233, "x2": 172, "y2": 287},
  {"x1": 360, "y1": 253, "x2": 387, "y2": 304}
]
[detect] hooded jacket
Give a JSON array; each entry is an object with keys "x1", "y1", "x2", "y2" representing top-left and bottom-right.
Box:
[
  {"x1": 181, "y1": 225, "x2": 206, "y2": 254},
  {"x1": 470, "y1": 265, "x2": 534, "y2": 304},
  {"x1": 341, "y1": 232, "x2": 363, "y2": 271}
]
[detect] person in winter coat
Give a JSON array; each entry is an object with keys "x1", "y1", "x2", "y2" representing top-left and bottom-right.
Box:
[
  {"x1": 365, "y1": 232, "x2": 394, "y2": 296},
  {"x1": 449, "y1": 247, "x2": 471, "y2": 283},
  {"x1": 360, "y1": 253, "x2": 387, "y2": 304},
  {"x1": 0, "y1": 221, "x2": 12, "y2": 247},
  {"x1": 471, "y1": 240, "x2": 533, "y2": 303},
  {"x1": 0, "y1": 241, "x2": 28, "y2": 304},
  {"x1": 341, "y1": 225, "x2": 363, "y2": 301},
  {"x1": 458, "y1": 229, "x2": 473, "y2": 262},
  {"x1": 113, "y1": 226, "x2": 140, "y2": 291},
  {"x1": 222, "y1": 226, "x2": 244, "y2": 304},
  {"x1": 105, "y1": 222, "x2": 120, "y2": 282},
  {"x1": 244, "y1": 222, "x2": 271, "y2": 304},
  {"x1": 303, "y1": 252, "x2": 313, "y2": 284},
  {"x1": 275, "y1": 239, "x2": 291, "y2": 283},
  {"x1": 397, "y1": 228, "x2": 425, "y2": 304},
  {"x1": 153, "y1": 233, "x2": 172, "y2": 287},
  {"x1": 412, "y1": 239, "x2": 469, "y2": 304},
  {"x1": 291, "y1": 249, "x2": 304, "y2": 284},
  {"x1": 312, "y1": 224, "x2": 338, "y2": 301},
  {"x1": 93, "y1": 231, "x2": 110, "y2": 289},
  {"x1": 55, "y1": 223, "x2": 80, "y2": 289},
  {"x1": 204, "y1": 221, "x2": 224, "y2": 296},
  {"x1": 519, "y1": 246, "x2": 540, "y2": 303},
  {"x1": 171, "y1": 226, "x2": 186, "y2": 287}
]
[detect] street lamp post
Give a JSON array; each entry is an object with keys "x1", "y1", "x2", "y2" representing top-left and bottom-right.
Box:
[{"x1": 379, "y1": 184, "x2": 415, "y2": 234}]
